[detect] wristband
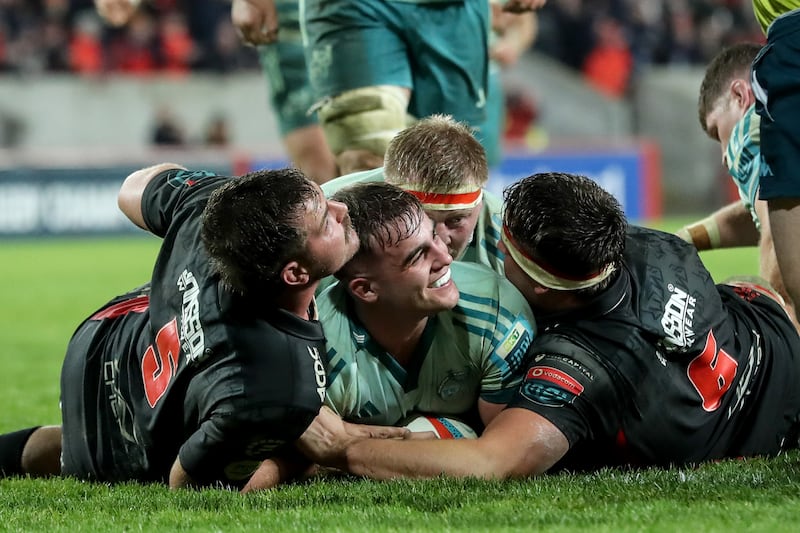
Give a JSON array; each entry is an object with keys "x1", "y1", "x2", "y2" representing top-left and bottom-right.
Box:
[{"x1": 677, "y1": 216, "x2": 721, "y2": 251}]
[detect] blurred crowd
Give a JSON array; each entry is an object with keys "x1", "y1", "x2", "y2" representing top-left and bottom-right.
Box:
[
  {"x1": 536, "y1": 0, "x2": 763, "y2": 98},
  {"x1": 0, "y1": 0, "x2": 764, "y2": 96},
  {"x1": 0, "y1": 0, "x2": 258, "y2": 75},
  {"x1": 1, "y1": 0, "x2": 763, "y2": 80}
]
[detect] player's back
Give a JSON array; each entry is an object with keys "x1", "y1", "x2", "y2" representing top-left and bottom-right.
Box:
[{"x1": 530, "y1": 225, "x2": 800, "y2": 468}]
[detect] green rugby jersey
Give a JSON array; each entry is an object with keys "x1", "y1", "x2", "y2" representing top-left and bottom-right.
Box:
[
  {"x1": 726, "y1": 104, "x2": 762, "y2": 230},
  {"x1": 321, "y1": 167, "x2": 506, "y2": 275},
  {"x1": 318, "y1": 261, "x2": 536, "y2": 425},
  {"x1": 752, "y1": 0, "x2": 800, "y2": 33}
]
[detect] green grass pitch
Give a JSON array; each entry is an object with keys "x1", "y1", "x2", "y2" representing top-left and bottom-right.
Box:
[{"x1": 0, "y1": 226, "x2": 798, "y2": 532}]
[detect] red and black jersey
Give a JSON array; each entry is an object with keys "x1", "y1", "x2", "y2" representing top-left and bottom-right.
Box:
[
  {"x1": 509, "y1": 226, "x2": 800, "y2": 470},
  {"x1": 60, "y1": 170, "x2": 327, "y2": 487}
]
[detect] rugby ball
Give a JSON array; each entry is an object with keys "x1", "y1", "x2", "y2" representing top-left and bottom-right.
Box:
[{"x1": 403, "y1": 415, "x2": 478, "y2": 439}]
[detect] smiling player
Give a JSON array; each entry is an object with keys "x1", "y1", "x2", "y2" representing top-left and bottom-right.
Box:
[{"x1": 317, "y1": 182, "x2": 535, "y2": 428}]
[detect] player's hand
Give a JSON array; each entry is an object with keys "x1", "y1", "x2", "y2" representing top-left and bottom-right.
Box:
[
  {"x1": 502, "y1": 0, "x2": 546, "y2": 13},
  {"x1": 295, "y1": 406, "x2": 408, "y2": 468},
  {"x1": 94, "y1": 0, "x2": 140, "y2": 27},
  {"x1": 231, "y1": 0, "x2": 280, "y2": 46}
]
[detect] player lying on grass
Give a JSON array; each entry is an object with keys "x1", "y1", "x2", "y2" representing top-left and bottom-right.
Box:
[
  {"x1": 295, "y1": 172, "x2": 800, "y2": 480},
  {"x1": 243, "y1": 181, "x2": 535, "y2": 491},
  {"x1": 0, "y1": 163, "x2": 402, "y2": 489}
]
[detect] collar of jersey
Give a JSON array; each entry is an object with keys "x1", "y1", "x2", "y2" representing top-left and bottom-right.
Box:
[
  {"x1": 536, "y1": 266, "x2": 629, "y2": 327},
  {"x1": 347, "y1": 296, "x2": 439, "y2": 391},
  {"x1": 220, "y1": 285, "x2": 325, "y2": 340}
]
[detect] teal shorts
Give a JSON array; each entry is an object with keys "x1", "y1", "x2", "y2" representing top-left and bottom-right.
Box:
[
  {"x1": 301, "y1": 0, "x2": 489, "y2": 127},
  {"x1": 752, "y1": 9, "x2": 800, "y2": 200},
  {"x1": 475, "y1": 61, "x2": 504, "y2": 167},
  {"x1": 258, "y1": 0, "x2": 318, "y2": 135}
]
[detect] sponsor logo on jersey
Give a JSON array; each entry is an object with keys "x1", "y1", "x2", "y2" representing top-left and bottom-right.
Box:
[
  {"x1": 438, "y1": 369, "x2": 472, "y2": 400},
  {"x1": 520, "y1": 366, "x2": 584, "y2": 407},
  {"x1": 534, "y1": 353, "x2": 594, "y2": 380},
  {"x1": 245, "y1": 438, "x2": 286, "y2": 456},
  {"x1": 307, "y1": 346, "x2": 327, "y2": 402},
  {"x1": 167, "y1": 170, "x2": 214, "y2": 188},
  {"x1": 727, "y1": 330, "x2": 762, "y2": 420},
  {"x1": 224, "y1": 460, "x2": 262, "y2": 481},
  {"x1": 177, "y1": 269, "x2": 206, "y2": 364},
  {"x1": 661, "y1": 284, "x2": 696, "y2": 351},
  {"x1": 103, "y1": 359, "x2": 138, "y2": 445},
  {"x1": 496, "y1": 320, "x2": 533, "y2": 370}
]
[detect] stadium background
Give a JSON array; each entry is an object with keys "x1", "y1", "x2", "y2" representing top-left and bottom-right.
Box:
[{"x1": 0, "y1": 0, "x2": 763, "y2": 236}]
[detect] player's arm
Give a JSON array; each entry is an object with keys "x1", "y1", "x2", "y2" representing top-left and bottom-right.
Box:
[
  {"x1": 478, "y1": 398, "x2": 506, "y2": 425},
  {"x1": 345, "y1": 408, "x2": 567, "y2": 479},
  {"x1": 676, "y1": 200, "x2": 759, "y2": 250},
  {"x1": 241, "y1": 453, "x2": 313, "y2": 493},
  {"x1": 118, "y1": 162, "x2": 186, "y2": 231},
  {"x1": 167, "y1": 457, "x2": 194, "y2": 489},
  {"x1": 231, "y1": 0, "x2": 279, "y2": 45},
  {"x1": 490, "y1": 6, "x2": 537, "y2": 67}
]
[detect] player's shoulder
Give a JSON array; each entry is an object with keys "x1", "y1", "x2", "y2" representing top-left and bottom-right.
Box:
[
  {"x1": 481, "y1": 188, "x2": 503, "y2": 211},
  {"x1": 316, "y1": 281, "x2": 350, "y2": 320},
  {"x1": 321, "y1": 167, "x2": 386, "y2": 197},
  {"x1": 452, "y1": 262, "x2": 530, "y2": 311}
]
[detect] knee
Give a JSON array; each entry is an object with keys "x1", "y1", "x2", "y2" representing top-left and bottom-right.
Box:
[
  {"x1": 317, "y1": 86, "x2": 411, "y2": 166},
  {"x1": 21, "y1": 425, "x2": 62, "y2": 477}
]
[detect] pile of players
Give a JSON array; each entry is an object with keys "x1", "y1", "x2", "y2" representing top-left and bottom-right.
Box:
[{"x1": 2, "y1": 0, "x2": 800, "y2": 492}]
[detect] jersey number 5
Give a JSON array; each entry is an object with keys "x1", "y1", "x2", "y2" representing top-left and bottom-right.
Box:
[
  {"x1": 687, "y1": 330, "x2": 738, "y2": 412},
  {"x1": 142, "y1": 318, "x2": 180, "y2": 408}
]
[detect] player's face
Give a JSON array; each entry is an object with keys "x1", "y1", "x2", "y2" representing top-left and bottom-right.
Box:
[
  {"x1": 499, "y1": 238, "x2": 538, "y2": 305},
  {"x1": 425, "y1": 201, "x2": 482, "y2": 261},
  {"x1": 370, "y1": 216, "x2": 459, "y2": 315},
  {"x1": 705, "y1": 94, "x2": 747, "y2": 168},
  {"x1": 302, "y1": 185, "x2": 359, "y2": 277}
]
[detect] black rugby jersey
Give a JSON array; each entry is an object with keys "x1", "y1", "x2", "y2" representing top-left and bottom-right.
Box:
[
  {"x1": 509, "y1": 226, "x2": 800, "y2": 470},
  {"x1": 66, "y1": 170, "x2": 327, "y2": 486}
]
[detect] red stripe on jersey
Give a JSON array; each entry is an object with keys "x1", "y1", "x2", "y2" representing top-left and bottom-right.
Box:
[{"x1": 91, "y1": 295, "x2": 150, "y2": 320}]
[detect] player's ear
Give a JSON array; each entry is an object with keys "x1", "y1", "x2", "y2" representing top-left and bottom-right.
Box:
[
  {"x1": 731, "y1": 79, "x2": 753, "y2": 109},
  {"x1": 281, "y1": 261, "x2": 310, "y2": 286},
  {"x1": 348, "y1": 276, "x2": 377, "y2": 303}
]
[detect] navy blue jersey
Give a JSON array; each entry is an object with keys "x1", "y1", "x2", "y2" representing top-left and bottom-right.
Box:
[
  {"x1": 509, "y1": 226, "x2": 800, "y2": 470},
  {"x1": 60, "y1": 170, "x2": 327, "y2": 487}
]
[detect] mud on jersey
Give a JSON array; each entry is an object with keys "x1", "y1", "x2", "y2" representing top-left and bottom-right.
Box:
[{"x1": 509, "y1": 226, "x2": 800, "y2": 469}]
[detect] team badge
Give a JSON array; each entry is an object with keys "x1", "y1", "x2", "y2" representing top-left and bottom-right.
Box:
[{"x1": 438, "y1": 369, "x2": 471, "y2": 400}]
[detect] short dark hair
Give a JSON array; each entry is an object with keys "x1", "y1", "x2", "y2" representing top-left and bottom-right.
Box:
[
  {"x1": 331, "y1": 182, "x2": 424, "y2": 278},
  {"x1": 384, "y1": 114, "x2": 488, "y2": 191},
  {"x1": 697, "y1": 42, "x2": 761, "y2": 134},
  {"x1": 503, "y1": 172, "x2": 627, "y2": 296},
  {"x1": 201, "y1": 168, "x2": 317, "y2": 294}
]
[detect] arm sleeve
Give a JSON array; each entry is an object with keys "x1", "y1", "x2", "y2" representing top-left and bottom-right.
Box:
[
  {"x1": 508, "y1": 340, "x2": 623, "y2": 447},
  {"x1": 141, "y1": 169, "x2": 229, "y2": 238}
]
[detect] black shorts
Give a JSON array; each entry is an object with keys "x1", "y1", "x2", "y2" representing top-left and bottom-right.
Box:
[
  {"x1": 60, "y1": 286, "x2": 150, "y2": 480},
  {"x1": 719, "y1": 282, "x2": 800, "y2": 454}
]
